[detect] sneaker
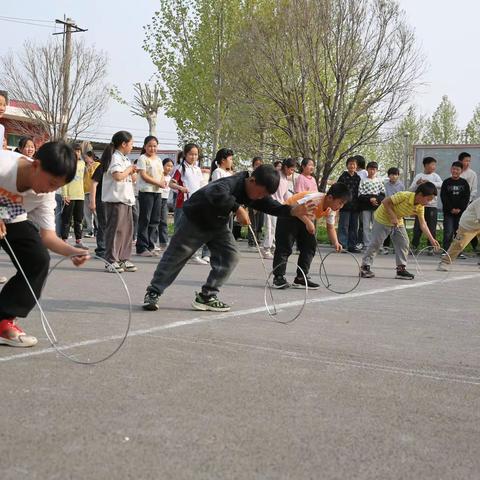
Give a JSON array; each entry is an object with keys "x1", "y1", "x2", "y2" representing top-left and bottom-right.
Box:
[
  {"x1": 137, "y1": 250, "x2": 153, "y2": 257},
  {"x1": 458, "y1": 253, "x2": 467, "y2": 259},
  {"x1": 292, "y1": 276, "x2": 320, "y2": 289},
  {"x1": 150, "y1": 249, "x2": 161, "y2": 257},
  {"x1": 348, "y1": 247, "x2": 362, "y2": 254},
  {"x1": 437, "y1": 262, "x2": 449, "y2": 272},
  {"x1": 396, "y1": 265, "x2": 414, "y2": 280},
  {"x1": 84, "y1": 231, "x2": 94, "y2": 238},
  {"x1": 188, "y1": 256, "x2": 209, "y2": 265},
  {"x1": 0, "y1": 276, "x2": 7, "y2": 284},
  {"x1": 120, "y1": 260, "x2": 137, "y2": 272},
  {"x1": 360, "y1": 265, "x2": 375, "y2": 278},
  {"x1": 272, "y1": 276, "x2": 290, "y2": 289},
  {"x1": 142, "y1": 291, "x2": 160, "y2": 311},
  {"x1": 75, "y1": 241, "x2": 89, "y2": 250},
  {"x1": 0, "y1": 319, "x2": 37, "y2": 347},
  {"x1": 202, "y1": 256, "x2": 211, "y2": 264},
  {"x1": 105, "y1": 262, "x2": 124, "y2": 273},
  {"x1": 261, "y1": 248, "x2": 274, "y2": 259},
  {"x1": 192, "y1": 292, "x2": 230, "y2": 312}
]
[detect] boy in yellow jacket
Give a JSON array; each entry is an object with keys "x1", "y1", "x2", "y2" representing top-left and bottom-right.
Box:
[{"x1": 61, "y1": 144, "x2": 86, "y2": 248}]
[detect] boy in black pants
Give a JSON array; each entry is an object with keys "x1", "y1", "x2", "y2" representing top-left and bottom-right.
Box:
[
  {"x1": 0, "y1": 142, "x2": 89, "y2": 347},
  {"x1": 143, "y1": 165, "x2": 315, "y2": 312},
  {"x1": 337, "y1": 157, "x2": 361, "y2": 252},
  {"x1": 440, "y1": 161, "x2": 470, "y2": 252},
  {"x1": 272, "y1": 183, "x2": 350, "y2": 289}
]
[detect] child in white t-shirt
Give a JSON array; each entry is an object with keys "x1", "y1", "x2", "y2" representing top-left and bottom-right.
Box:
[
  {"x1": 101, "y1": 131, "x2": 137, "y2": 273},
  {"x1": 158, "y1": 157, "x2": 174, "y2": 249},
  {"x1": 136, "y1": 136, "x2": 166, "y2": 257},
  {"x1": 0, "y1": 143, "x2": 89, "y2": 347}
]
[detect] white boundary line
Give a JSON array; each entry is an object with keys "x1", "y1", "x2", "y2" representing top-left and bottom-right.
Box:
[{"x1": 0, "y1": 272, "x2": 479, "y2": 365}]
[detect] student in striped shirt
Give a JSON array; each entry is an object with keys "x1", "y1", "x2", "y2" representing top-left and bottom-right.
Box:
[{"x1": 360, "y1": 182, "x2": 440, "y2": 280}]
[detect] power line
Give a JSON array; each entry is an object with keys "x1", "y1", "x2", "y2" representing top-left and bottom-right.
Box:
[
  {"x1": 0, "y1": 17, "x2": 56, "y2": 29},
  {"x1": 0, "y1": 15, "x2": 54, "y2": 23}
]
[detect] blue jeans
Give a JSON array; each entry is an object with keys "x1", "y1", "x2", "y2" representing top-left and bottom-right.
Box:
[
  {"x1": 338, "y1": 210, "x2": 359, "y2": 249},
  {"x1": 137, "y1": 192, "x2": 162, "y2": 253},
  {"x1": 147, "y1": 214, "x2": 240, "y2": 298},
  {"x1": 443, "y1": 213, "x2": 461, "y2": 251}
]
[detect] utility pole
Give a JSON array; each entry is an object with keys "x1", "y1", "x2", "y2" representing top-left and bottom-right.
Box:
[{"x1": 53, "y1": 17, "x2": 87, "y2": 140}]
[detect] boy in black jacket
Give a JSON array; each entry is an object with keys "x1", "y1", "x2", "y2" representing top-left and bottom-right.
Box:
[
  {"x1": 337, "y1": 157, "x2": 361, "y2": 252},
  {"x1": 142, "y1": 165, "x2": 315, "y2": 312},
  {"x1": 440, "y1": 161, "x2": 470, "y2": 251}
]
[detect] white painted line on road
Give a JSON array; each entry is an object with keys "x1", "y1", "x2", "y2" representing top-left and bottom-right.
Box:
[{"x1": 1, "y1": 271, "x2": 479, "y2": 364}]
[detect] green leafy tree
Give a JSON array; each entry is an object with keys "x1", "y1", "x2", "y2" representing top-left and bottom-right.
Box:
[
  {"x1": 465, "y1": 104, "x2": 480, "y2": 143},
  {"x1": 423, "y1": 95, "x2": 460, "y2": 144}
]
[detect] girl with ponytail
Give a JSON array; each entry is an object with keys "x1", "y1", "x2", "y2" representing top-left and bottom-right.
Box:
[{"x1": 101, "y1": 130, "x2": 137, "y2": 273}]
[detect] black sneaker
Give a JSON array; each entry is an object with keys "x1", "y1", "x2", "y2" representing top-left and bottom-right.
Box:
[
  {"x1": 272, "y1": 276, "x2": 290, "y2": 289},
  {"x1": 143, "y1": 291, "x2": 160, "y2": 311},
  {"x1": 292, "y1": 276, "x2": 320, "y2": 290},
  {"x1": 192, "y1": 292, "x2": 230, "y2": 312},
  {"x1": 360, "y1": 265, "x2": 375, "y2": 278},
  {"x1": 348, "y1": 247, "x2": 362, "y2": 254},
  {"x1": 395, "y1": 266, "x2": 414, "y2": 280}
]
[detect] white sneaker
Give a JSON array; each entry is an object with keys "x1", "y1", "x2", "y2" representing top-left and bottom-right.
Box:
[
  {"x1": 0, "y1": 319, "x2": 37, "y2": 347},
  {"x1": 105, "y1": 262, "x2": 124, "y2": 273},
  {"x1": 189, "y1": 256, "x2": 209, "y2": 265},
  {"x1": 0, "y1": 276, "x2": 7, "y2": 284},
  {"x1": 137, "y1": 250, "x2": 153, "y2": 257},
  {"x1": 261, "y1": 249, "x2": 274, "y2": 259},
  {"x1": 437, "y1": 262, "x2": 449, "y2": 272},
  {"x1": 202, "y1": 256, "x2": 211, "y2": 264}
]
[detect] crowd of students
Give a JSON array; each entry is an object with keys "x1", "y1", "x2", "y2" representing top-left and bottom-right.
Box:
[{"x1": 0, "y1": 93, "x2": 479, "y2": 346}]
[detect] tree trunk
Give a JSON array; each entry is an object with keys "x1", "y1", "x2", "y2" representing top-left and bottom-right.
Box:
[{"x1": 147, "y1": 113, "x2": 157, "y2": 137}]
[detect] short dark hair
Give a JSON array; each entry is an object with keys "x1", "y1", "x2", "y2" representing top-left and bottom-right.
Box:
[
  {"x1": 451, "y1": 161, "x2": 463, "y2": 169},
  {"x1": 273, "y1": 160, "x2": 282, "y2": 168},
  {"x1": 251, "y1": 164, "x2": 279, "y2": 194},
  {"x1": 252, "y1": 156, "x2": 263, "y2": 167},
  {"x1": 326, "y1": 182, "x2": 351, "y2": 202},
  {"x1": 366, "y1": 161, "x2": 378, "y2": 169},
  {"x1": 34, "y1": 141, "x2": 77, "y2": 183},
  {"x1": 458, "y1": 152, "x2": 471, "y2": 162},
  {"x1": 346, "y1": 156, "x2": 357, "y2": 166},
  {"x1": 163, "y1": 157, "x2": 174, "y2": 166},
  {"x1": 423, "y1": 156, "x2": 437, "y2": 166},
  {"x1": 415, "y1": 181, "x2": 437, "y2": 197},
  {"x1": 353, "y1": 155, "x2": 366, "y2": 169},
  {"x1": 387, "y1": 167, "x2": 400, "y2": 176},
  {"x1": 281, "y1": 157, "x2": 297, "y2": 169},
  {"x1": 0, "y1": 90, "x2": 8, "y2": 103},
  {"x1": 73, "y1": 143, "x2": 82, "y2": 151}
]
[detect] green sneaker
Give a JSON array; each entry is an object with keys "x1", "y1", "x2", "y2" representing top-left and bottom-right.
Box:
[{"x1": 192, "y1": 292, "x2": 230, "y2": 312}]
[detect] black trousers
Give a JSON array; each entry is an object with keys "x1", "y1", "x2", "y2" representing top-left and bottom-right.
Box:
[
  {"x1": 412, "y1": 207, "x2": 437, "y2": 248},
  {"x1": 95, "y1": 190, "x2": 106, "y2": 258},
  {"x1": 61, "y1": 199, "x2": 84, "y2": 240},
  {"x1": 0, "y1": 221, "x2": 50, "y2": 318},
  {"x1": 273, "y1": 217, "x2": 317, "y2": 277}
]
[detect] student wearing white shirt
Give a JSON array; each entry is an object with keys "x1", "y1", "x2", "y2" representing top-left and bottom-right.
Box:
[
  {"x1": 0, "y1": 143, "x2": 89, "y2": 347},
  {"x1": 408, "y1": 156, "x2": 442, "y2": 250},
  {"x1": 101, "y1": 131, "x2": 137, "y2": 273},
  {"x1": 210, "y1": 148, "x2": 234, "y2": 182},
  {"x1": 158, "y1": 157, "x2": 174, "y2": 249},
  {"x1": 136, "y1": 136, "x2": 166, "y2": 257},
  {"x1": 459, "y1": 151, "x2": 478, "y2": 252}
]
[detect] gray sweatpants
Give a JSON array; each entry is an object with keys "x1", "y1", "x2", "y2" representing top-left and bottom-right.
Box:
[
  {"x1": 362, "y1": 220, "x2": 409, "y2": 268},
  {"x1": 104, "y1": 202, "x2": 133, "y2": 264},
  {"x1": 147, "y1": 214, "x2": 240, "y2": 298}
]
